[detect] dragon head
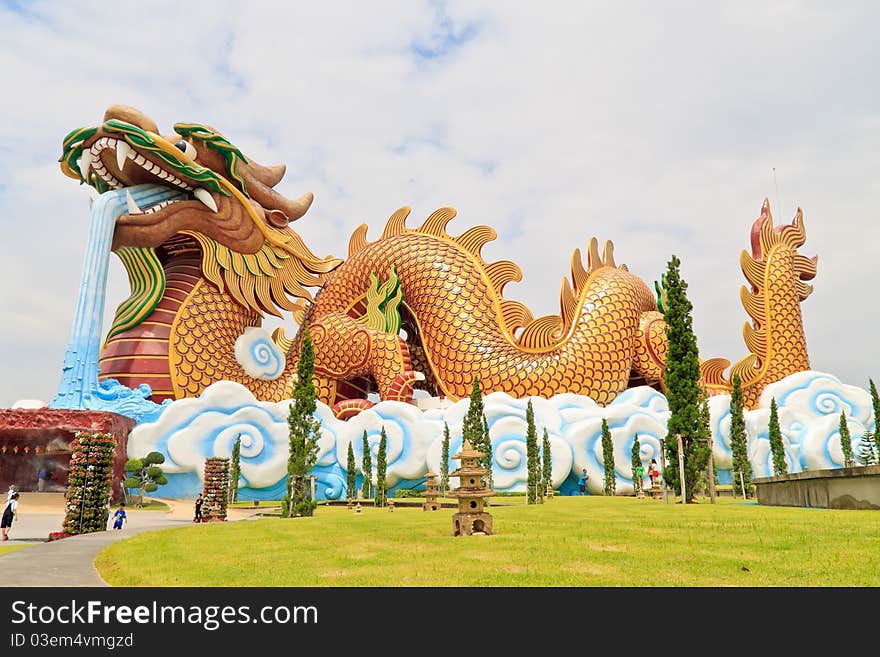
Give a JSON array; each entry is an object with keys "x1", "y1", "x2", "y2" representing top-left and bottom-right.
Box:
[{"x1": 60, "y1": 105, "x2": 341, "y2": 326}]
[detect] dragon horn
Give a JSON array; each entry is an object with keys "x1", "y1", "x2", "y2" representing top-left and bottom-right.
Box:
[
  {"x1": 247, "y1": 160, "x2": 287, "y2": 188},
  {"x1": 247, "y1": 177, "x2": 314, "y2": 223}
]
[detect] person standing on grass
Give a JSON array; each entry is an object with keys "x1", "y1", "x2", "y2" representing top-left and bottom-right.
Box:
[
  {"x1": 111, "y1": 502, "x2": 127, "y2": 530},
  {"x1": 635, "y1": 463, "x2": 645, "y2": 492},
  {"x1": 578, "y1": 468, "x2": 589, "y2": 495},
  {"x1": 1, "y1": 492, "x2": 20, "y2": 541},
  {"x1": 194, "y1": 494, "x2": 204, "y2": 523},
  {"x1": 648, "y1": 458, "x2": 658, "y2": 487}
]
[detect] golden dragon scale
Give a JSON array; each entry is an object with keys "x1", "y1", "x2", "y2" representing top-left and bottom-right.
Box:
[
  {"x1": 701, "y1": 200, "x2": 817, "y2": 407},
  {"x1": 313, "y1": 207, "x2": 665, "y2": 406},
  {"x1": 60, "y1": 107, "x2": 813, "y2": 415}
]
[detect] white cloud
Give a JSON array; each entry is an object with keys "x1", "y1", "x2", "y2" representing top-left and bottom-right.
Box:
[{"x1": 2, "y1": 1, "x2": 879, "y2": 405}]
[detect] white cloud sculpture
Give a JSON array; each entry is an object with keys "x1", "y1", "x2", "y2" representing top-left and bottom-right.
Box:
[
  {"x1": 127, "y1": 371, "x2": 876, "y2": 499},
  {"x1": 234, "y1": 327, "x2": 286, "y2": 380}
]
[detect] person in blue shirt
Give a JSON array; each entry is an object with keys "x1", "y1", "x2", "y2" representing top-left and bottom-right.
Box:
[
  {"x1": 577, "y1": 469, "x2": 589, "y2": 495},
  {"x1": 112, "y1": 503, "x2": 127, "y2": 530}
]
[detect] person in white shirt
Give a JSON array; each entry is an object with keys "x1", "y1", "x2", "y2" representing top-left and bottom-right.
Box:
[{"x1": 2, "y1": 492, "x2": 20, "y2": 541}]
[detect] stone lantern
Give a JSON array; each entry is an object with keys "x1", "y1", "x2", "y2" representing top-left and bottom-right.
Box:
[
  {"x1": 422, "y1": 471, "x2": 441, "y2": 511},
  {"x1": 449, "y1": 439, "x2": 494, "y2": 536}
]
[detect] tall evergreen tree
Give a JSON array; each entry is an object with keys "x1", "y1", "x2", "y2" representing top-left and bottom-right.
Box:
[
  {"x1": 346, "y1": 441, "x2": 357, "y2": 501},
  {"x1": 601, "y1": 418, "x2": 616, "y2": 496},
  {"x1": 838, "y1": 412, "x2": 855, "y2": 468},
  {"x1": 870, "y1": 379, "x2": 880, "y2": 455},
  {"x1": 857, "y1": 432, "x2": 878, "y2": 466},
  {"x1": 462, "y1": 378, "x2": 493, "y2": 497},
  {"x1": 375, "y1": 427, "x2": 388, "y2": 507},
  {"x1": 361, "y1": 431, "x2": 372, "y2": 500},
  {"x1": 525, "y1": 400, "x2": 540, "y2": 504},
  {"x1": 697, "y1": 391, "x2": 713, "y2": 496},
  {"x1": 768, "y1": 397, "x2": 788, "y2": 476},
  {"x1": 631, "y1": 433, "x2": 642, "y2": 492},
  {"x1": 283, "y1": 327, "x2": 320, "y2": 518},
  {"x1": 729, "y1": 374, "x2": 753, "y2": 497},
  {"x1": 482, "y1": 414, "x2": 494, "y2": 491},
  {"x1": 542, "y1": 428, "x2": 552, "y2": 494},
  {"x1": 659, "y1": 256, "x2": 709, "y2": 502},
  {"x1": 440, "y1": 422, "x2": 451, "y2": 495},
  {"x1": 228, "y1": 434, "x2": 241, "y2": 504},
  {"x1": 463, "y1": 377, "x2": 485, "y2": 449}
]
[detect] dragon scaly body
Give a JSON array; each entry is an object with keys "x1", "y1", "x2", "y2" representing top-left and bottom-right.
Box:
[
  {"x1": 61, "y1": 107, "x2": 813, "y2": 416},
  {"x1": 313, "y1": 207, "x2": 666, "y2": 407},
  {"x1": 700, "y1": 200, "x2": 817, "y2": 408}
]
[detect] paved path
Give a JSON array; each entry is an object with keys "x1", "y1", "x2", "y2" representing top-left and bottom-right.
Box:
[{"x1": 0, "y1": 496, "x2": 259, "y2": 587}]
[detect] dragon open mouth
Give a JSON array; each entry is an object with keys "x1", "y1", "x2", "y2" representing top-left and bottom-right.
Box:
[
  {"x1": 71, "y1": 130, "x2": 229, "y2": 232},
  {"x1": 60, "y1": 104, "x2": 340, "y2": 339},
  {"x1": 59, "y1": 111, "x2": 261, "y2": 254}
]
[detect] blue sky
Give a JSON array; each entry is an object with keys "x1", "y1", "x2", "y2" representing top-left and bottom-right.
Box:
[{"x1": 1, "y1": 0, "x2": 879, "y2": 405}]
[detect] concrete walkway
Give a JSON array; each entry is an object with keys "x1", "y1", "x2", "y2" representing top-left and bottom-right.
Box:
[{"x1": 0, "y1": 495, "x2": 259, "y2": 587}]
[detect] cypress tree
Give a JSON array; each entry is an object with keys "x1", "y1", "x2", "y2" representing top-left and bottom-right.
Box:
[
  {"x1": 375, "y1": 427, "x2": 388, "y2": 507},
  {"x1": 346, "y1": 441, "x2": 357, "y2": 501},
  {"x1": 631, "y1": 433, "x2": 642, "y2": 492},
  {"x1": 525, "y1": 400, "x2": 539, "y2": 504},
  {"x1": 440, "y1": 422, "x2": 451, "y2": 495},
  {"x1": 361, "y1": 430, "x2": 372, "y2": 500},
  {"x1": 870, "y1": 379, "x2": 880, "y2": 455},
  {"x1": 601, "y1": 418, "x2": 616, "y2": 496},
  {"x1": 857, "y1": 432, "x2": 877, "y2": 466},
  {"x1": 729, "y1": 374, "x2": 753, "y2": 497},
  {"x1": 768, "y1": 397, "x2": 788, "y2": 476},
  {"x1": 838, "y1": 412, "x2": 854, "y2": 468},
  {"x1": 542, "y1": 428, "x2": 552, "y2": 494},
  {"x1": 659, "y1": 256, "x2": 709, "y2": 502},
  {"x1": 482, "y1": 414, "x2": 494, "y2": 491},
  {"x1": 698, "y1": 391, "x2": 713, "y2": 496},
  {"x1": 463, "y1": 377, "x2": 485, "y2": 452},
  {"x1": 283, "y1": 327, "x2": 320, "y2": 518},
  {"x1": 228, "y1": 434, "x2": 241, "y2": 504}
]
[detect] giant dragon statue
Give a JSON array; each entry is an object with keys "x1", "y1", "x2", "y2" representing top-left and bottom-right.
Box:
[{"x1": 59, "y1": 105, "x2": 816, "y2": 417}]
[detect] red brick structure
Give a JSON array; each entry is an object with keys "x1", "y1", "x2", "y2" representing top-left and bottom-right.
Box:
[{"x1": 0, "y1": 409, "x2": 133, "y2": 503}]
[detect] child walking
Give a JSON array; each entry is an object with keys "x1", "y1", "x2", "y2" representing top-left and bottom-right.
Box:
[{"x1": 111, "y1": 502, "x2": 127, "y2": 530}]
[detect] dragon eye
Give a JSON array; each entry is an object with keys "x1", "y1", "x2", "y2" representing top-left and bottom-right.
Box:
[{"x1": 174, "y1": 140, "x2": 197, "y2": 159}]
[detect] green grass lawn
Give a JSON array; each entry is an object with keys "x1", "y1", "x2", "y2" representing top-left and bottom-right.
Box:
[
  {"x1": 0, "y1": 545, "x2": 28, "y2": 557},
  {"x1": 229, "y1": 500, "x2": 282, "y2": 508},
  {"x1": 95, "y1": 496, "x2": 880, "y2": 587},
  {"x1": 125, "y1": 499, "x2": 170, "y2": 512}
]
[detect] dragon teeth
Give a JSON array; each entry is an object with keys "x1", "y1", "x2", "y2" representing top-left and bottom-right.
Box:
[
  {"x1": 143, "y1": 200, "x2": 174, "y2": 215},
  {"x1": 86, "y1": 136, "x2": 195, "y2": 192},
  {"x1": 79, "y1": 150, "x2": 92, "y2": 179},
  {"x1": 125, "y1": 189, "x2": 140, "y2": 214},
  {"x1": 116, "y1": 141, "x2": 132, "y2": 171},
  {"x1": 194, "y1": 188, "x2": 218, "y2": 213}
]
